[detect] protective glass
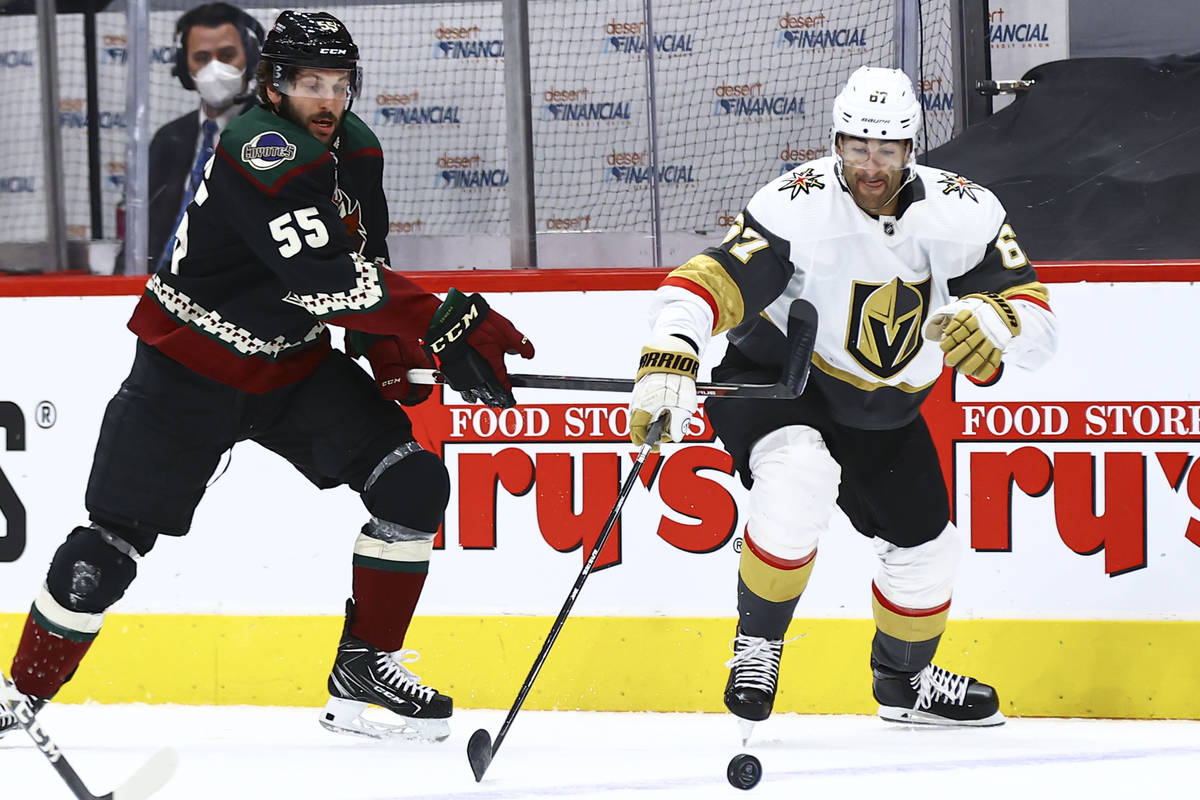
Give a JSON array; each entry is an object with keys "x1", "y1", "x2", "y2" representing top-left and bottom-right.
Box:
[
  {"x1": 274, "y1": 67, "x2": 358, "y2": 103},
  {"x1": 838, "y1": 138, "x2": 908, "y2": 170}
]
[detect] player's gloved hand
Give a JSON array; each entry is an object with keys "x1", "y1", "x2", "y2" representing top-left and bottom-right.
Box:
[
  {"x1": 423, "y1": 288, "x2": 535, "y2": 408},
  {"x1": 629, "y1": 334, "x2": 700, "y2": 451},
  {"x1": 347, "y1": 332, "x2": 435, "y2": 406},
  {"x1": 923, "y1": 292, "x2": 1021, "y2": 382}
]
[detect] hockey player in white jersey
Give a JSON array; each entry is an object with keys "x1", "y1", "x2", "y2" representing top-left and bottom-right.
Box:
[{"x1": 629, "y1": 66, "x2": 1057, "y2": 731}]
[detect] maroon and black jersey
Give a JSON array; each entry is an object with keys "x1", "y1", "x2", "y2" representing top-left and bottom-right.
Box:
[{"x1": 129, "y1": 104, "x2": 439, "y2": 393}]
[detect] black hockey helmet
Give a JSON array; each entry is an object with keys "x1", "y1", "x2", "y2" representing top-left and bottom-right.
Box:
[{"x1": 261, "y1": 11, "x2": 361, "y2": 106}]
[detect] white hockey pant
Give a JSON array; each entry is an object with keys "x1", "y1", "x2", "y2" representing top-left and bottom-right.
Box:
[
  {"x1": 746, "y1": 425, "x2": 841, "y2": 561},
  {"x1": 873, "y1": 523, "x2": 961, "y2": 609}
]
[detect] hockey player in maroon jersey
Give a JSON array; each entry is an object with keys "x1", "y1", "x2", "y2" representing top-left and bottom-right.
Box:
[
  {"x1": 630, "y1": 67, "x2": 1058, "y2": 736},
  {"x1": 0, "y1": 10, "x2": 533, "y2": 743}
]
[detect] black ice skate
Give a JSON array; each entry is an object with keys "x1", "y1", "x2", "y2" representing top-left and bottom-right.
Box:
[
  {"x1": 873, "y1": 660, "x2": 1005, "y2": 726},
  {"x1": 723, "y1": 631, "x2": 785, "y2": 743},
  {"x1": 320, "y1": 634, "x2": 453, "y2": 742}
]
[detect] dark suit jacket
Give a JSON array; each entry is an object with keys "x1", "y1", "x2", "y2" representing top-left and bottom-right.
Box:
[
  {"x1": 145, "y1": 101, "x2": 256, "y2": 272},
  {"x1": 146, "y1": 110, "x2": 200, "y2": 271}
]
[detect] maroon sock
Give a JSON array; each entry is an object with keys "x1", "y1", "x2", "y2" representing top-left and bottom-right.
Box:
[
  {"x1": 11, "y1": 612, "x2": 97, "y2": 699},
  {"x1": 348, "y1": 564, "x2": 428, "y2": 652}
]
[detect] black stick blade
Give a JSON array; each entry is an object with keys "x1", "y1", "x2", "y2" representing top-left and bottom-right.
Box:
[
  {"x1": 466, "y1": 728, "x2": 494, "y2": 782},
  {"x1": 782, "y1": 298, "x2": 819, "y2": 396}
]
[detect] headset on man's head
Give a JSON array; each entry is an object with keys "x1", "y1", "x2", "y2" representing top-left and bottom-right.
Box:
[{"x1": 171, "y1": 2, "x2": 264, "y2": 92}]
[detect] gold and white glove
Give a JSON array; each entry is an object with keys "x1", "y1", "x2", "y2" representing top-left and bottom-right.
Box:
[
  {"x1": 629, "y1": 335, "x2": 699, "y2": 450},
  {"x1": 923, "y1": 292, "x2": 1021, "y2": 381}
]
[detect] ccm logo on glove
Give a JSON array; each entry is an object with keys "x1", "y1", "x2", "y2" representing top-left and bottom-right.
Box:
[
  {"x1": 423, "y1": 288, "x2": 535, "y2": 409},
  {"x1": 425, "y1": 303, "x2": 482, "y2": 354}
]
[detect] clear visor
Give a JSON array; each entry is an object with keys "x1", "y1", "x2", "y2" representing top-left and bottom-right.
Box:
[
  {"x1": 274, "y1": 68, "x2": 358, "y2": 102},
  {"x1": 837, "y1": 138, "x2": 909, "y2": 171}
]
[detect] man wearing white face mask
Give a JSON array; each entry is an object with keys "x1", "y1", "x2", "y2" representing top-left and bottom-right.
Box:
[{"x1": 144, "y1": 2, "x2": 264, "y2": 272}]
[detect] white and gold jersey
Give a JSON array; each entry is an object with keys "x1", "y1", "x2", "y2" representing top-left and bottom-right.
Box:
[{"x1": 650, "y1": 156, "x2": 1057, "y2": 429}]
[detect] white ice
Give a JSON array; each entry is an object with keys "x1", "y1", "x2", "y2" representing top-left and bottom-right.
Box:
[{"x1": 2, "y1": 705, "x2": 1197, "y2": 800}]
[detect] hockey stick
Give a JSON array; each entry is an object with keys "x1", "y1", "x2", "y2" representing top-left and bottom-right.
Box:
[
  {"x1": 0, "y1": 673, "x2": 178, "y2": 800},
  {"x1": 466, "y1": 414, "x2": 667, "y2": 782},
  {"x1": 409, "y1": 296, "x2": 820, "y2": 401},
  {"x1": 407, "y1": 370, "x2": 800, "y2": 399}
]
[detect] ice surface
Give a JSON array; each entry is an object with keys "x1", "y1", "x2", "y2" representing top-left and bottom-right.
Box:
[{"x1": 2, "y1": 705, "x2": 1196, "y2": 799}]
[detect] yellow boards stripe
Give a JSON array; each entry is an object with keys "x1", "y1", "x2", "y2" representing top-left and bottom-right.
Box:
[{"x1": 1, "y1": 614, "x2": 1197, "y2": 719}]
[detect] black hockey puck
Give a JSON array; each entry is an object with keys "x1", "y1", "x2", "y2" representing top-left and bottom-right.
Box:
[{"x1": 726, "y1": 753, "x2": 762, "y2": 790}]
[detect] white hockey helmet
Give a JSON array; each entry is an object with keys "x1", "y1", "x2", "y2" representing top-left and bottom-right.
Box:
[{"x1": 831, "y1": 66, "x2": 922, "y2": 142}]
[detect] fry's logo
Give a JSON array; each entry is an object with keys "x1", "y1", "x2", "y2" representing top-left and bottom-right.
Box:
[
  {"x1": 925, "y1": 386, "x2": 1200, "y2": 577},
  {"x1": 409, "y1": 373, "x2": 1200, "y2": 580},
  {"x1": 409, "y1": 396, "x2": 740, "y2": 570}
]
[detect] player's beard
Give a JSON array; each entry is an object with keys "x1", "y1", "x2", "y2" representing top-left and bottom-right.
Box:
[
  {"x1": 845, "y1": 164, "x2": 908, "y2": 214},
  {"x1": 278, "y1": 95, "x2": 343, "y2": 145}
]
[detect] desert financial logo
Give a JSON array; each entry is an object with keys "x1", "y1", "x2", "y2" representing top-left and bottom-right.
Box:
[
  {"x1": 542, "y1": 88, "x2": 632, "y2": 122},
  {"x1": 920, "y1": 77, "x2": 953, "y2": 114},
  {"x1": 374, "y1": 92, "x2": 461, "y2": 126},
  {"x1": 59, "y1": 98, "x2": 126, "y2": 129},
  {"x1": 776, "y1": 13, "x2": 867, "y2": 48},
  {"x1": 602, "y1": 19, "x2": 693, "y2": 54},
  {"x1": 99, "y1": 35, "x2": 176, "y2": 66},
  {"x1": 0, "y1": 50, "x2": 34, "y2": 68},
  {"x1": 435, "y1": 154, "x2": 508, "y2": 189},
  {"x1": 433, "y1": 25, "x2": 503, "y2": 58},
  {"x1": 0, "y1": 176, "x2": 34, "y2": 193},
  {"x1": 989, "y1": 8, "x2": 1051, "y2": 47},
  {"x1": 603, "y1": 151, "x2": 695, "y2": 185},
  {"x1": 777, "y1": 143, "x2": 828, "y2": 174},
  {"x1": 713, "y1": 83, "x2": 804, "y2": 118}
]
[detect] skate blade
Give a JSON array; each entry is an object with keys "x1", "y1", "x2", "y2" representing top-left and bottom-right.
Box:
[
  {"x1": 737, "y1": 717, "x2": 756, "y2": 745},
  {"x1": 877, "y1": 704, "x2": 1006, "y2": 727},
  {"x1": 319, "y1": 697, "x2": 451, "y2": 742}
]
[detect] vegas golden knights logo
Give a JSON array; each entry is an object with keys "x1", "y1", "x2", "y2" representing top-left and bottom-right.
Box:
[{"x1": 846, "y1": 277, "x2": 931, "y2": 378}]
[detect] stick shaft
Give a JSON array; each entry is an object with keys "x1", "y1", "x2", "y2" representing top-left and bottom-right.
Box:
[
  {"x1": 488, "y1": 416, "x2": 665, "y2": 758},
  {"x1": 405, "y1": 369, "x2": 798, "y2": 399}
]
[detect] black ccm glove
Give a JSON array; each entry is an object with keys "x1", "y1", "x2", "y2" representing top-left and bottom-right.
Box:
[{"x1": 423, "y1": 288, "x2": 535, "y2": 408}]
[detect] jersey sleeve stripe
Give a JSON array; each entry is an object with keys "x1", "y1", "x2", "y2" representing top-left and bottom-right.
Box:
[
  {"x1": 663, "y1": 254, "x2": 745, "y2": 334},
  {"x1": 1009, "y1": 293, "x2": 1051, "y2": 311},
  {"x1": 284, "y1": 252, "x2": 388, "y2": 318},
  {"x1": 661, "y1": 275, "x2": 719, "y2": 328},
  {"x1": 997, "y1": 280, "x2": 1050, "y2": 301},
  {"x1": 341, "y1": 147, "x2": 384, "y2": 161},
  {"x1": 217, "y1": 145, "x2": 333, "y2": 197}
]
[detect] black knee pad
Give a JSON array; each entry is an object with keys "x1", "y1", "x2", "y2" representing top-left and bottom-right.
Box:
[
  {"x1": 361, "y1": 448, "x2": 449, "y2": 533},
  {"x1": 45, "y1": 525, "x2": 140, "y2": 614}
]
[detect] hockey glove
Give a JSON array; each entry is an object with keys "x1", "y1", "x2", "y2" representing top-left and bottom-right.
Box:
[
  {"x1": 923, "y1": 292, "x2": 1021, "y2": 382},
  {"x1": 347, "y1": 331, "x2": 435, "y2": 406},
  {"x1": 629, "y1": 334, "x2": 700, "y2": 451},
  {"x1": 423, "y1": 288, "x2": 535, "y2": 408}
]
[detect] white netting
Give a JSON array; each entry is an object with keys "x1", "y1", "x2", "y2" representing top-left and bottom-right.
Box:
[{"x1": 0, "y1": 0, "x2": 957, "y2": 258}]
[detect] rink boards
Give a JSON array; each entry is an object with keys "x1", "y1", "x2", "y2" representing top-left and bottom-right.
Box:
[{"x1": 1, "y1": 265, "x2": 1199, "y2": 718}]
